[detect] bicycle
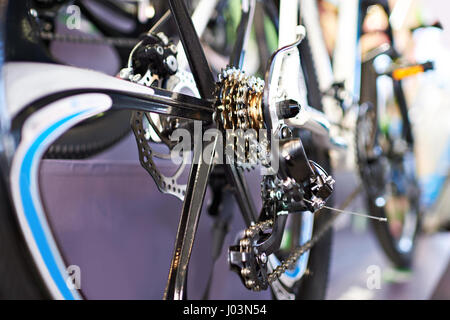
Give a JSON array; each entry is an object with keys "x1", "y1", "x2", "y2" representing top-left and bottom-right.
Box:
[
  {"x1": 0, "y1": 0, "x2": 431, "y2": 299},
  {"x1": 293, "y1": 0, "x2": 431, "y2": 268}
]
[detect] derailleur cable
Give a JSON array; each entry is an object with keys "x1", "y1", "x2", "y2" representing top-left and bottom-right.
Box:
[{"x1": 238, "y1": 184, "x2": 385, "y2": 291}]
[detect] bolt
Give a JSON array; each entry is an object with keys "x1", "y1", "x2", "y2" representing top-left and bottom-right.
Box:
[
  {"x1": 170, "y1": 44, "x2": 178, "y2": 54},
  {"x1": 276, "y1": 99, "x2": 301, "y2": 119},
  {"x1": 245, "y1": 280, "x2": 255, "y2": 288},
  {"x1": 241, "y1": 268, "x2": 251, "y2": 277},
  {"x1": 281, "y1": 126, "x2": 292, "y2": 138},
  {"x1": 165, "y1": 55, "x2": 178, "y2": 73}
]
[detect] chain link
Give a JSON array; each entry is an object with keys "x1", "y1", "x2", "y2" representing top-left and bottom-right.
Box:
[
  {"x1": 39, "y1": 31, "x2": 139, "y2": 47},
  {"x1": 237, "y1": 211, "x2": 336, "y2": 291},
  {"x1": 267, "y1": 213, "x2": 337, "y2": 284}
]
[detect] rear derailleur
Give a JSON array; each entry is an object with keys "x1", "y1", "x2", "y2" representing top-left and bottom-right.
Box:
[{"x1": 229, "y1": 138, "x2": 335, "y2": 291}]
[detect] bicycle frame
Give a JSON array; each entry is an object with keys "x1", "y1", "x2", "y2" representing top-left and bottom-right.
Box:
[
  {"x1": 0, "y1": 0, "x2": 378, "y2": 300},
  {"x1": 0, "y1": 0, "x2": 267, "y2": 300},
  {"x1": 288, "y1": 0, "x2": 414, "y2": 165}
]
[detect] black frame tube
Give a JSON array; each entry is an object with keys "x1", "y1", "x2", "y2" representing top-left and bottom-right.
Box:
[
  {"x1": 164, "y1": 0, "x2": 221, "y2": 300},
  {"x1": 168, "y1": 0, "x2": 216, "y2": 100}
]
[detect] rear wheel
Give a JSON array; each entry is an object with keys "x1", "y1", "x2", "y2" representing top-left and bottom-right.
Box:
[
  {"x1": 357, "y1": 58, "x2": 421, "y2": 268},
  {"x1": 45, "y1": 110, "x2": 131, "y2": 159}
]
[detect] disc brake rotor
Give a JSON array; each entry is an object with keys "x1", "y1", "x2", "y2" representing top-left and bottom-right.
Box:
[{"x1": 131, "y1": 70, "x2": 200, "y2": 200}]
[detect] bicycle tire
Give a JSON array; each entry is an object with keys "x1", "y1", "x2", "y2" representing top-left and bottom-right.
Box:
[
  {"x1": 357, "y1": 59, "x2": 421, "y2": 268},
  {"x1": 6, "y1": 0, "x2": 133, "y2": 160},
  {"x1": 45, "y1": 110, "x2": 131, "y2": 159}
]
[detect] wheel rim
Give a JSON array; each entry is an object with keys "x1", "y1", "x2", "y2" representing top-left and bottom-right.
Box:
[
  {"x1": 375, "y1": 151, "x2": 419, "y2": 254},
  {"x1": 357, "y1": 102, "x2": 420, "y2": 256}
]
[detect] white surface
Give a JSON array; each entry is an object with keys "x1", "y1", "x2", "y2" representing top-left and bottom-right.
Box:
[{"x1": 3, "y1": 62, "x2": 154, "y2": 120}]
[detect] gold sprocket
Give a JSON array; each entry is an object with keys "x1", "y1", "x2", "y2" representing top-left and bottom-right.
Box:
[{"x1": 214, "y1": 67, "x2": 267, "y2": 170}]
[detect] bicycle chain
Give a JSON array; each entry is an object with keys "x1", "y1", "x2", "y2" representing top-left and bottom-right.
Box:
[
  {"x1": 39, "y1": 31, "x2": 139, "y2": 47},
  {"x1": 240, "y1": 211, "x2": 337, "y2": 291}
]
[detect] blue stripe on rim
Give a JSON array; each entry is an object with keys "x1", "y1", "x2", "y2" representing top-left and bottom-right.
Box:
[{"x1": 19, "y1": 112, "x2": 84, "y2": 300}]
